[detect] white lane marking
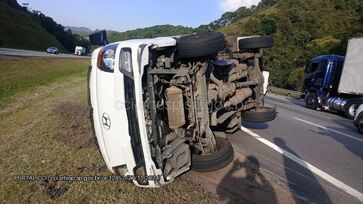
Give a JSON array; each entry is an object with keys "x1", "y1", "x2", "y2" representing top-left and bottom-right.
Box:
[
  {"x1": 293, "y1": 117, "x2": 363, "y2": 143},
  {"x1": 241, "y1": 126, "x2": 363, "y2": 202}
]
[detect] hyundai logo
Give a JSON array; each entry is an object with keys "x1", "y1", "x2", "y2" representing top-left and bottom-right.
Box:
[{"x1": 102, "y1": 113, "x2": 111, "y2": 130}]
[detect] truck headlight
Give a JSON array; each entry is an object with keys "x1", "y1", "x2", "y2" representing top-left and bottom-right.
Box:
[
  {"x1": 119, "y1": 48, "x2": 132, "y2": 74},
  {"x1": 103, "y1": 49, "x2": 115, "y2": 70},
  {"x1": 97, "y1": 44, "x2": 118, "y2": 72}
]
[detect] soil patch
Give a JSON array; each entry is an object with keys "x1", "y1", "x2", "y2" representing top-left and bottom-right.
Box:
[
  {"x1": 53, "y1": 102, "x2": 95, "y2": 149},
  {"x1": 41, "y1": 180, "x2": 69, "y2": 199}
]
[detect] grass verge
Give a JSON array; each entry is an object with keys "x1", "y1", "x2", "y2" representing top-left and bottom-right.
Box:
[{"x1": 0, "y1": 56, "x2": 89, "y2": 108}]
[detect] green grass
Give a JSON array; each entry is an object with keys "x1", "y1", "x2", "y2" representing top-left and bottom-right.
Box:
[
  {"x1": 0, "y1": 57, "x2": 215, "y2": 203},
  {"x1": 0, "y1": 56, "x2": 89, "y2": 107},
  {"x1": 0, "y1": 2, "x2": 66, "y2": 52}
]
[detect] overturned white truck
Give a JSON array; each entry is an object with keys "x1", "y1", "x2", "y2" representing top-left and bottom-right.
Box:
[{"x1": 87, "y1": 31, "x2": 276, "y2": 187}]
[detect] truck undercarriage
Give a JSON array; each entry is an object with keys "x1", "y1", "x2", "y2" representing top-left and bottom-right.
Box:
[{"x1": 141, "y1": 33, "x2": 276, "y2": 181}]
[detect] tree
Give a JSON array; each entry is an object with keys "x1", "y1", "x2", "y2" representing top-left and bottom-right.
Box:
[
  {"x1": 261, "y1": 17, "x2": 277, "y2": 35},
  {"x1": 260, "y1": 0, "x2": 279, "y2": 6},
  {"x1": 307, "y1": 36, "x2": 341, "y2": 57}
]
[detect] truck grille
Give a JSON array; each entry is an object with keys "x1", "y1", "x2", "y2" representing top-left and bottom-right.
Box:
[{"x1": 124, "y1": 76, "x2": 145, "y2": 166}]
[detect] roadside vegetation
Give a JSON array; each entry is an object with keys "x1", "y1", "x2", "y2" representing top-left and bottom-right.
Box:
[
  {"x1": 0, "y1": 56, "x2": 215, "y2": 203},
  {"x1": 0, "y1": 56, "x2": 88, "y2": 108}
]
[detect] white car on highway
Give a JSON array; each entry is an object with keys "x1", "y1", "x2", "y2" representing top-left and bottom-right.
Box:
[
  {"x1": 354, "y1": 104, "x2": 363, "y2": 134},
  {"x1": 87, "y1": 31, "x2": 276, "y2": 187}
]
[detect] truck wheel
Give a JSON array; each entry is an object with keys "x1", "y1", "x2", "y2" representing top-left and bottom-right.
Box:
[
  {"x1": 344, "y1": 99, "x2": 362, "y2": 119},
  {"x1": 241, "y1": 107, "x2": 277, "y2": 123},
  {"x1": 358, "y1": 117, "x2": 363, "y2": 134},
  {"x1": 176, "y1": 32, "x2": 226, "y2": 59},
  {"x1": 357, "y1": 116, "x2": 363, "y2": 134},
  {"x1": 191, "y1": 137, "x2": 234, "y2": 172},
  {"x1": 305, "y1": 93, "x2": 317, "y2": 110},
  {"x1": 238, "y1": 36, "x2": 274, "y2": 50}
]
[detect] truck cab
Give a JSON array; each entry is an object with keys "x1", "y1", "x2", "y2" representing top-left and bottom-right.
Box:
[
  {"x1": 302, "y1": 38, "x2": 363, "y2": 119},
  {"x1": 303, "y1": 55, "x2": 345, "y2": 107},
  {"x1": 75, "y1": 46, "x2": 86, "y2": 56}
]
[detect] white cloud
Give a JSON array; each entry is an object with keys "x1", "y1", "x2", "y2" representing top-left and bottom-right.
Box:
[{"x1": 219, "y1": 0, "x2": 261, "y2": 12}]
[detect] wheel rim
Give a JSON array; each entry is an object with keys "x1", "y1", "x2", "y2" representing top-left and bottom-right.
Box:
[
  {"x1": 307, "y1": 96, "x2": 315, "y2": 106},
  {"x1": 348, "y1": 104, "x2": 357, "y2": 117}
]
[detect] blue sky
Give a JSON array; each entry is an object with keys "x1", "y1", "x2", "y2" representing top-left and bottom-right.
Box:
[{"x1": 18, "y1": 0, "x2": 260, "y2": 32}]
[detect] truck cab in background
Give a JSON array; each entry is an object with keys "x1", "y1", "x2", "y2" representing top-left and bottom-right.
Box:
[
  {"x1": 302, "y1": 55, "x2": 345, "y2": 109},
  {"x1": 75, "y1": 46, "x2": 86, "y2": 56},
  {"x1": 302, "y1": 38, "x2": 363, "y2": 119}
]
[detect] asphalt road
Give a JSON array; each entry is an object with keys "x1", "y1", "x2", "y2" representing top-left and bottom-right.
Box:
[
  {"x1": 231, "y1": 93, "x2": 363, "y2": 203},
  {"x1": 0, "y1": 47, "x2": 89, "y2": 58}
]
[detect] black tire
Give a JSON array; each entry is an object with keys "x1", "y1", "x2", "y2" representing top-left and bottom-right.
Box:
[
  {"x1": 357, "y1": 117, "x2": 363, "y2": 134},
  {"x1": 242, "y1": 107, "x2": 277, "y2": 123},
  {"x1": 344, "y1": 99, "x2": 362, "y2": 120},
  {"x1": 176, "y1": 32, "x2": 225, "y2": 59},
  {"x1": 238, "y1": 36, "x2": 274, "y2": 50},
  {"x1": 191, "y1": 137, "x2": 234, "y2": 172},
  {"x1": 305, "y1": 92, "x2": 318, "y2": 110}
]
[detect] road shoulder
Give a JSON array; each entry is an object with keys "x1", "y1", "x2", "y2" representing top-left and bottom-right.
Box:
[{"x1": 189, "y1": 151, "x2": 296, "y2": 204}]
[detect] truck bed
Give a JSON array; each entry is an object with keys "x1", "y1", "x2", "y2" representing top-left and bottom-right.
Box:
[{"x1": 338, "y1": 37, "x2": 363, "y2": 95}]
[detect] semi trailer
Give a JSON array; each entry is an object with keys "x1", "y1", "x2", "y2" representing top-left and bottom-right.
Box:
[{"x1": 302, "y1": 38, "x2": 363, "y2": 119}]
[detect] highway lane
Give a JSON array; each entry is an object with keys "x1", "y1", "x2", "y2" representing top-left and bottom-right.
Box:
[
  {"x1": 230, "y1": 93, "x2": 363, "y2": 203},
  {"x1": 0, "y1": 47, "x2": 89, "y2": 58}
]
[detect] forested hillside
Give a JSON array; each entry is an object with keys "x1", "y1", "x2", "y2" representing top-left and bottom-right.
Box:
[
  {"x1": 0, "y1": 1, "x2": 66, "y2": 52},
  {"x1": 108, "y1": 0, "x2": 362, "y2": 90},
  {"x1": 218, "y1": 0, "x2": 363, "y2": 90},
  {"x1": 107, "y1": 25, "x2": 194, "y2": 42},
  {"x1": 64, "y1": 26, "x2": 93, "y2": 39},
  {"x1": 0, "y1": 0, "x2": 90, "y2": 52}
]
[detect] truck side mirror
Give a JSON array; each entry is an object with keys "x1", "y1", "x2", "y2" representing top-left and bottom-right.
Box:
[{"x1": 89, "y1": 30, "x2": 108, "y2": 46}]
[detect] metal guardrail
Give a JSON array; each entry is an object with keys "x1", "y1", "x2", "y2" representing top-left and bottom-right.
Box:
[{"x1": 268, "y1": 87, "x2": 302, "y2": 98}]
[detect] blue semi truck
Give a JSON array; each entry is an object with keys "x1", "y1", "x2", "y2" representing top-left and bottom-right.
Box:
[{"x1": 302, "y1": 38, "x2": 363, "y2": 119}]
